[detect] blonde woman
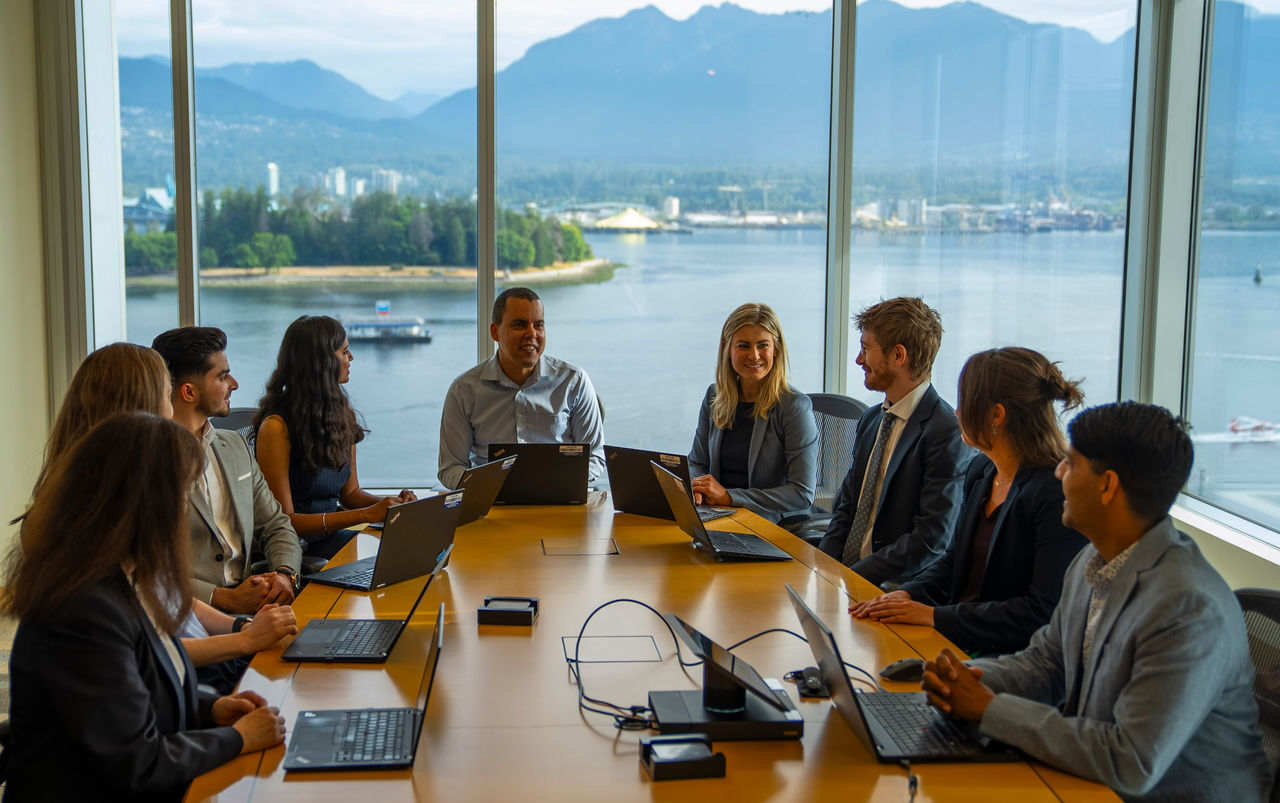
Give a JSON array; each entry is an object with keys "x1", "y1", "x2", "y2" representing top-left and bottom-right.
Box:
[{"x1": 687, "y1": 303, "x2": 818, "y2": 523}]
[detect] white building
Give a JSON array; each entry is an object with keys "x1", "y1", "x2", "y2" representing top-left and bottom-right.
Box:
[
  {"x1": 266, "y1": 162, "x2": 279, "y2": 197},
  {"x1": 326, "y1": 166, "x2": 347, "y2": 197},
  {"x1": 662, "y1": 195, "x2": 680, "y2": 220},
  {"x1": 372, "y1": 168, "x2": 401, "y2": 195}
]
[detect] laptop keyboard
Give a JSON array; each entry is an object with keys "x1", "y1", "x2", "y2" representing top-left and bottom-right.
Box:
[
  {"x1": 860, "y1": 692, "x2": 971, "y2": 758},
  {"x1": 325, "y1": 619, "x2": 401, "y2": 657},
  {"x1": 335, "y1": 709, "x2": 409, "y2": 763},
  {"x1": 708, "y1": 529, "x2": 785, "y2": 558},
  {"x1": 696, "y1": 506, "x2": 734, "y2": 522}
]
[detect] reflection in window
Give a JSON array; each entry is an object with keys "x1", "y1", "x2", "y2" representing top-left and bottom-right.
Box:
[{"x1": 1187, "y1": 2, "x2": 1280, "y2": 535}]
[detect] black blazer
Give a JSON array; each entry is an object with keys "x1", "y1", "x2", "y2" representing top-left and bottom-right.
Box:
[
  {"x1": 4, "y1": 574, "x2": 243, "y2": 802},
  {"x1": 899, "y1": 456, "x2": 1088, "y2": 656},
  {"x1": 817, "y1": 384, "x2": 972, "y2": 586}
]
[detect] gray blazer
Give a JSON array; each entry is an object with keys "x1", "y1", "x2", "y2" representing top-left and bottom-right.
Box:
[
  {"x1": 187, "y1": 428, "x2": 302, "y2": 604},
  {"x1": 688, "y1": 384, "x2": 818, "y2": 523},
  {"x1": 972, "y1": 518, "x2": 1270, "y2": 802}
]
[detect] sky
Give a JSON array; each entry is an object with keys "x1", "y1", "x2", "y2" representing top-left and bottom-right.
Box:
[{"x1": 116, "y1": 0, "x2": 1279, "y2": 100}]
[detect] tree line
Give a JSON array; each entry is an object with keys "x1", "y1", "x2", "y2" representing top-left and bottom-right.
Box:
[{"x1": 125, "y1": 187, "x2": 593, "y2": 274}]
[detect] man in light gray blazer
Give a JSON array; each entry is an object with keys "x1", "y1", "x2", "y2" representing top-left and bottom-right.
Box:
[
  {"x1": 154, "y1": 327, "x2": 302, "y2": 615},
  {"x1": 923, "y1": 402, "x2": 1270, "y2": 802}
]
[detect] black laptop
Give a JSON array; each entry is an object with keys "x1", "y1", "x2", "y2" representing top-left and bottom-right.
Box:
[
  {"x1": 785, "y1": 584, "x2": 1020, "y2": 763},
  {"x1": 487, "y1": 442, "x2": 589, "y2": 505},
  {"x1": 649, "y1": 462, "x2": 791, "y2": 561},
  {"x1": 604, "y1": 445, "x2": 735, "y2": 522},
  {"x1": 304, "y1": 491, "x2": 464, "y2": 591},
  {"x1": 283, "y1": 603, "x2": 445, "y2": 771},
  {"x1": 282, "y1": 542, "x2": 451, "y2": 663},
  {"x1": 452, "y1": 455, "x2": 518, "y2": 525}
]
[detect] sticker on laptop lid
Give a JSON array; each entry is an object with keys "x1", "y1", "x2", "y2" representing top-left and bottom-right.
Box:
[
  {"x1": 444, "y1": 492, "x2": 463, "y2": 509},
  {"x1": 501, "y1": 456, "x2": 517, "y2": 470},
  {"x1": 492, "y1": 447, "x2": 508, "y2": 457},
  {"x1": 559, "y1": 445, "x2": 584, "y2": 456},
  {"x1": 388, "y1": 510, "x2": 401, "y2": 526},
  {"x1": 658, "y1": 453, "x2": 682, "y2": 467}
]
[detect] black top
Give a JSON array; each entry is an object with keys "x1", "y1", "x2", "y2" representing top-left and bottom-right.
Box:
[
  {"x1": 958, "y1": 503, "x2": 1000, "y2": 603},
  {"x1": 717, "y1": 401, "x2": 755, "y2": 490},
  {"x1": 898, "y1": 454, "x2": 1088, "y2": 656},
  {"x1": 289, "y1": 461, "x2": 351, "y2": 515}
]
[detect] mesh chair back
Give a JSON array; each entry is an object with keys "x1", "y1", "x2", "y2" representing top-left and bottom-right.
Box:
[
  {"x1": 808, "y1": 393, "x2": 868, "y2": 513},
  {"x1": 212, "y1": 406, "x2": 259, "y2": 447},
  {"x1": 1236, "y1": 588, "x2": 1280, "y2": 802}
]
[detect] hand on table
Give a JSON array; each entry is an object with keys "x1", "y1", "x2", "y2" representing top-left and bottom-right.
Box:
[
  {"x1": 690, "y1": 474, "x2": 732, "y2": 507},
  {"x1": 212, "y1": 574, "x2": 276, "y2": 614},
  {"x1": 922, "y1": 648, "x2": 994, "y2": 721},
  {"x1": 849, "y1": 590, "x2": 934, "y2": 626},
  {"x1": 240, "y1": 603, "x2": 298, "y2": 651}
]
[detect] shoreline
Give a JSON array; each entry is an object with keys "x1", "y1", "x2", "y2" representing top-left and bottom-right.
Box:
[{"x1": 126, "y1": 258, "x2": 618, "y2": 289}]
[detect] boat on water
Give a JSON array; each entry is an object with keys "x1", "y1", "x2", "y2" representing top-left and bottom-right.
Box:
[
  {"x1": 343, "y1": 301, "x2": 432, "y2": 343},
  {"x1": 1192, "y1": 416, "x2": 1280, "y2": 443}
]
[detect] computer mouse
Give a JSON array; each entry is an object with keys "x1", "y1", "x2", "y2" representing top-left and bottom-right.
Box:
[{"x1": 879, "y1": 657, "x2": 925, "y2": 683}]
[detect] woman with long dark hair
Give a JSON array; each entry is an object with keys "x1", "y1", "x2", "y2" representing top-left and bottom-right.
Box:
[
  {"x1": 3, "y1": 412, "x2": 286, "y2": 801},
  {"x1": 254, "y1": 315, "x2": 414, "y2": 559},
  {"x1": 851, "y1": 347, "x2": 1088, "y2": 656}
]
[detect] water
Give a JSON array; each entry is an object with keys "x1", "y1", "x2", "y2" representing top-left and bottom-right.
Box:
[{"x1": 124, "y1": 228, "x2": 1280, "y2": 531}]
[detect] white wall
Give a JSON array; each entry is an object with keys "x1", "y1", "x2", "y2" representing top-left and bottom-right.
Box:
[{"x1": 0, "y1": 0, "x2": 50, "y2": 554}]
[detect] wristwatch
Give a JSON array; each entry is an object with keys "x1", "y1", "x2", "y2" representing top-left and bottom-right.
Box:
[
  {"x1": 232, "y1": 616, "x2": 253, "y2": 633},
  {"x1": 277, "y1": 566, "x2": 301, "y2": 594}
]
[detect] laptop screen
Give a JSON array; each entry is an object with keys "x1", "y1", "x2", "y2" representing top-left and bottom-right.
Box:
[
  {"x1": 785, "y1": 584, "x2": 865, "y2": 735},
  {"x1": 649, "y1": 461, "x2": 714, "y2": 549}
]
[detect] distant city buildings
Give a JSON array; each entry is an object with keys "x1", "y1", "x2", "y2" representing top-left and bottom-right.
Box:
[
  {"x1": 352, "y1": 178, "x2": 367, "y2": 198},
  {"x1": 326, "y1": 166, "x2": 347, "y2": 197},
  {"x1": 372, "y1": 168, "x2": 401, "y2": 196},
  {"x1": 662, "y1": 195, "x2": 680, "y2": 220},
  {"x1": 122, "y1": 187, "x2": 174, "y2": 233}
]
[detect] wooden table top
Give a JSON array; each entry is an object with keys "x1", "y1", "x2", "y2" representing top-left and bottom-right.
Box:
[{"x1": 186, "y1": 497, "x2": 1118, "y2": 802}]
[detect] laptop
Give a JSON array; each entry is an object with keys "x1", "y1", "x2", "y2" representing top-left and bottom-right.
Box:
[
  {"x1": 785, "y1": 584, "x2": 1020, "y2": 763},
  {"x1": 282, "y1": 543, "x2": 451, "y2": 663},
  {"x1": 649, "y1": 462, "x2": 791, "y2": 561},
  {"x1": 283, "y1": 603, "x2": 445, "y2": 771},
  {"x1": 452, "y1": 455, "x2": 518, "y2": 525},
  {"x1": 487, "y1": 442, "x2": 589, "y2": 505},
  {"x1": 305, "y1": 492, "x2": 464, "y2": 591},
  {"x1": 604, "y1": 445, "x2": 735, "y2": 522}
]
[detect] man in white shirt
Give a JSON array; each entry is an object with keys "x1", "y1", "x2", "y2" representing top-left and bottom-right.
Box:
[{"x1": 437, "y1": 287, "x2": 605, "y2": 489}]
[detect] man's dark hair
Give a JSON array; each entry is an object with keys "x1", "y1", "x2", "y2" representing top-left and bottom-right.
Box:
[
  {"x1": 151, "y1": 326, "x2": 228, "y2": 385},
  {"x1": 492, "y1": 287, "x2": 541, "y2": 325},
  {"x1": 1068, "y1": 401, "x2": 1193, "y2": 523}
]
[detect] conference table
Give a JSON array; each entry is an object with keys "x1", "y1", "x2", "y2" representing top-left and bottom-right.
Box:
[{"x1": 186, "y1": 495, "x2": 1118, "y2": 802}]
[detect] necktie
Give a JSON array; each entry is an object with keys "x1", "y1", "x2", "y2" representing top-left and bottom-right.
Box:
[{"x1": 842, "y1": 411, "x2": 896, "y2": 566}]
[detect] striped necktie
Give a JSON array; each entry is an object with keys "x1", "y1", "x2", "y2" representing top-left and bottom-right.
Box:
[{"x1": 842, "y1": 411, "x2": 896, "y2": 566}]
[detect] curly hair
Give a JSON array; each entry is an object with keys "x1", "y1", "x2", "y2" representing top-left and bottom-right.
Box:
[{"x1": 253, "y1": 315, "x2": 365, "y2": 472}]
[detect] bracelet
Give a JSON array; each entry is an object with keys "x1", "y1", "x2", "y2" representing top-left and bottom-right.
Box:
[{"x1": 321, "y1": 512, "x2": 328, "y2": 533}]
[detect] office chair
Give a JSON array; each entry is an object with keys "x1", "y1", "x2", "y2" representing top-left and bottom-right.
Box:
[
  {"x1": 1235, "y1": 587, "x2": 1280, "y2": 802},
  {"x1": 211, "y1": 406, "x2": 259, "y2": 446},
  {"x1": 778, "y1": 392, "x2": 867, "y2": 544}
]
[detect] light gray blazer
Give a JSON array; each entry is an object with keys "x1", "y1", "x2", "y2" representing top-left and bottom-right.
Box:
[
  {"x1": 973, "y1": 517, "x2": 1270, "y2": 802},
  {"x1": 688, "y1": 383, "x2": 818, "y2": 523},
  {"x1": 187, "y1": 428, "x2": 302, "y2": 604}
]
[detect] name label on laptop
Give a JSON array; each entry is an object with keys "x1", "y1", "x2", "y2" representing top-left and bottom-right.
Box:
[
  {"x1": 502, "y1": 457, "x2": 517, "y2": 470},
  {"x1": 658, "y1": 453, "x2": 682, "y2": 467},
  {"x1": 444, "y1": 492, "x2": 463, "y2": 509},
  {"x1": 559, "y1": 445, "x2": 584, "y2": 456}
]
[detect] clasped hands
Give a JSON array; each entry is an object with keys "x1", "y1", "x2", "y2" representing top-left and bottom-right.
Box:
[
  {"x1": 210, "y1": 690, "x2": 287, "y2": 754},
  {"x1": 921, "y1": 648, "x2": 995, "y2": 721}
]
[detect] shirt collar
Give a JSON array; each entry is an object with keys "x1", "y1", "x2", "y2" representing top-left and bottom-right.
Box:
[
  {"x1": 884, "y1": 379, "x2": 930, "y2": 422},
  {"x1": 199, "y1": 420, "x2": 217, "y2": 448},
  {"x1": 1084, "y1": 540, "x2": 1140, "y2": 593},
  {"x1": 480, "y1": 353, "x2": 543, "y2": 389}
]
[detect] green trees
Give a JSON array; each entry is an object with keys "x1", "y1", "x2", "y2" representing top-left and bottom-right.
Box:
[{"x1": 125, "y1": 188, "x2": 594, "y2": 274}]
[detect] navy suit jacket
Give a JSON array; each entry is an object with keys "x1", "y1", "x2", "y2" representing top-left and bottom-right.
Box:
[
  {"x1": 899, "y1": 456, "x2": 1087, "y2": 655},
  {"x1": 5, "y1": 574, "x2": 243, "y2": 802},
  {"x1": 688, "y1": 384, "x2": 819, "y2": 523},
  {"x1": 817, "y1": 383, "x2": 971, "y2": 585}
]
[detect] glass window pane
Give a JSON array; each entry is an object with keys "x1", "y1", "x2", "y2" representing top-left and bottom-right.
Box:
[
  {"x1": 117, "y1": 0, "x2": 179, "y2": 344},
  {"x1": 496, "y1": 2, "x2": 832, "y2": 457},
  {"x1": 190, "y1": 3, "x2": 478, "y2": 486},
  {"x1": 845, "y1": 2, "x2": 1137, "y2": 411},
  {"x1": 1187, "y1": 3, "x2": 1280, "y2": 535}
]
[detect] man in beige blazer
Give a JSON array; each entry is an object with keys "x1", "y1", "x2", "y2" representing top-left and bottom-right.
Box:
[{"x1": 153, "y1": 326, "x2": 302, "y2": 615}]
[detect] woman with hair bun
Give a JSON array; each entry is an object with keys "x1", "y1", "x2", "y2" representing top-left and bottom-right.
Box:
[
  {"x1": 851, "y1": 347, "x2": 1088, "y2": 656},
  {"x1": 687, "y1": 302, "x2": 818, "y2": 523},
  {"x1": 254, "y1": 315, "x2": 415, "y2": 560}
]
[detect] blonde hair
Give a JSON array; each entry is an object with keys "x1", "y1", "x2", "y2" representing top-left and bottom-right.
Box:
[{"x1": 712, "y1": 303, "x2": 792, "y2": 429}]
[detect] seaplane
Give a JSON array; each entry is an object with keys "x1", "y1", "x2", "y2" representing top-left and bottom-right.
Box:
[{"x1": 1192, "y1": 416, "x2": 1280, "y2": 443}]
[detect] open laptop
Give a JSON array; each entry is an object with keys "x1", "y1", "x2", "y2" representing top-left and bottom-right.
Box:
[
  {"x1": 282, "y1": 542, "x2": 451, "y2": 663},
  {"x1": 283, "y1": 603, "x2": 445, "y2": 771},
  {"x1": 785, "y1": 584, "x2": 1020, "y2": 763},
  {"x1": 305, "y1": 491, "x2": 464, "y2": 591},
  {"x1": 487, "y1": 442, "x2": 589, "y2": 505},
  {"x1": 649, "y1": 462, "x2": 791, "y2": 561},
  {"x1": 452, "y1": 455, "x2": 518, "y2": 525},
  {"x1": 604, "y1": 445, "x2": 734, "y2": 522}
]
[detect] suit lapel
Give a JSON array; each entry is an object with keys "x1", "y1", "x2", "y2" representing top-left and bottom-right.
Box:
[
  {"x1": 948, "y1": 461, "x2": 994, "y2": 599},
  {"x1": 1077, "y1": 567, "x2": 1138, "y2": 709},
  {"x1": 125, "y1": 581, "x2": 190, "y2": 731},
  {"x1": 708, "y1": 421, "x2": 724, "y2": 478},
  {"x1": 211, "y1": 432, "x2": 253, "y2": 562},
  {"x1": 746, "y1": 413, "x2": 768, "y2": 482},
  {"x1": 877, "y1": 392, "x2": 933, "y2": 511},
  {"x1": 848, "y1": 406, "x2": 882, "y2": 502},
  {"x1": 982, "y1": 469, "x2": 1026, "y2": 580}
]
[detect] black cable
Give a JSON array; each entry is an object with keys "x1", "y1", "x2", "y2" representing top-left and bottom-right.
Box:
[
  {"x1": 899, "y1": 759, "x2": 918, "y2": 802},
  {"x1": 565, "y1": 598, "x2": 703, "y2": 729},
  {"x1": 724, "y1": 625, "x2": 882, "y2": 691}
]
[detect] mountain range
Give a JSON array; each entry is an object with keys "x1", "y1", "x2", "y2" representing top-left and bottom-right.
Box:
[{"x1": 117, "y1": 0, "x2": 1278, "y2": 202}]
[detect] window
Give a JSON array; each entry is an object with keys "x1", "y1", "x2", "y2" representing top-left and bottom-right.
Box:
[
  {"x1": 495, "y1": 2, "x2": 831, "y2": 455},
  {"x1": 845, "y1": 2, "x2": 1137, "y2": 412},
  {"x1": 1185, "y1": 1, "x2": 1280, "y2": 534}
]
